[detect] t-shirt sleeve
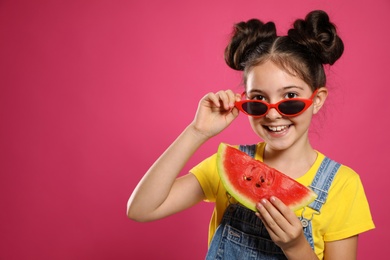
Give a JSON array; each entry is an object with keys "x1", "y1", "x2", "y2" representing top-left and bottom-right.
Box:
[
  {"x1": 324, "y1": 166, "x2": 375, "y2": 241},
  {"x1": 190, "y1": 153, "x2": 220, "y2": 203}
]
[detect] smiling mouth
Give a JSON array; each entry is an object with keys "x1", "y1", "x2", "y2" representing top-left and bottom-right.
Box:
[{"x1": 264, "y1": 125, "x2": 290, "y2": 132}]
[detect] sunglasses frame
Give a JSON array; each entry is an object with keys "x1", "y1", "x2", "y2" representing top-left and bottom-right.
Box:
[{"x1": 235, "y1": 90, "x2": 318, "y2": 117}]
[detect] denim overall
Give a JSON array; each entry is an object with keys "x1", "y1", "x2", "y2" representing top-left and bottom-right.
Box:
[{"x1": 205, "y1": 144, "x2": 340, "y2": 260}]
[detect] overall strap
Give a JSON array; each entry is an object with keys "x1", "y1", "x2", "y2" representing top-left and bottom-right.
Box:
[
  {"x1": 299, "y1": 157, "x2": 340, "y2": 250},
  {"x1": 239, "y1": 144, "x2": 257, "y2": 158},
  {"x1": 307, "y1": 157, "x2": 341, "y2": 212}
]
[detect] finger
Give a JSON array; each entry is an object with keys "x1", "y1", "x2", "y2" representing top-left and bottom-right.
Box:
[
  {"x1": 255, "y1": 211, "x2": 278, "y2": 240},
  {"x1": 265, "y1": 197, "x2": 296, "y2": 234},
  {"x1": 235, "y1": 92, "x2": 242, "y2": 102},
  {"x1": 229, "y1": 105, "x2": 240, "y2": 119},
  {"x1": 269, "y1": 196, "x2": 301, "y2": 227},
  {"x1": 215, "y1": 90, "x2": 231, "y2": 110},
  {"x1": 230, "y1": 93, "x2": 242, "y2": 117},
  {"x1": 225, "y1": 91, "x2": 242, "y2": 118},
  {"x1": 217, "y1": 90, "x2": 239, "y2": 110},
  {"x1": 256, "y1": 199, "x2": 285, "y2": 236},
  {"x1": 224, "y1": 89, "x2": 237, "y2": 108},
  {"x1": 267, "y1": 197, "x2": 305, "y2": 245},
  {"x1": 202, "y1": 92, "x2": 221, "y2": 108}
]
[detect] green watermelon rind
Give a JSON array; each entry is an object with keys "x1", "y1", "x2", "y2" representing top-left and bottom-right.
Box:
[{"x1": 216, "y1": 143, "x2": 318, "y2": 212}]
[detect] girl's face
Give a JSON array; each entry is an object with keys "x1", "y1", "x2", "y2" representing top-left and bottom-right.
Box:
[{"x1": 245, "y1": 60, "x2": 323, "y2": 152}]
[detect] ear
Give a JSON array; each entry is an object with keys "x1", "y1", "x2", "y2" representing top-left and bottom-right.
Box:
[{"x1": 313, "y1": 87, "x2": 328, "y2": 114}]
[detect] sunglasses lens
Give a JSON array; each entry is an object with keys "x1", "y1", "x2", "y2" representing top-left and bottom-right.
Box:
[
  {"x1": 242, "y1": 102, "x2": 268, "y2": 116},
  {"x1": 278, "y1": 100, "x2": 306, "y2": 115}
]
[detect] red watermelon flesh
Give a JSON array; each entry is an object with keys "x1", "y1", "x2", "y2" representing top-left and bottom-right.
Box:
[{"x1": 217, "y1": 143, "x2": 317, "y2": 212}]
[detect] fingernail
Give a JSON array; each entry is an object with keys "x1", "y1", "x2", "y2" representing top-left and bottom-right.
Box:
[
  {"x1": 261, "y1": 199, "x2": 267, "y2": 205},
  {"x1": 270, "y1": 196, "x2": 276, "y2": 202}
]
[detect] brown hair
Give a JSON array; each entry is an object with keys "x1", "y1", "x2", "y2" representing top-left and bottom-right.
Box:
[{"x1": 224, "y1": 10, "x2": 344, "y2": 90}]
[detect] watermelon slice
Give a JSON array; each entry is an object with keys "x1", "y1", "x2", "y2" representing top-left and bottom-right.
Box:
[{"x1": 216, "y1": 143, "x2": 317, "y2": 212}]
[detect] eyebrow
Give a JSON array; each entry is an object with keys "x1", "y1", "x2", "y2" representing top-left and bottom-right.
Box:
[
  {"x1": 247, "y1": 85, "x2": 305, "y2": 95},
  {"x1": 281, "y1": 86, "x2": 305, "y2": 91}
]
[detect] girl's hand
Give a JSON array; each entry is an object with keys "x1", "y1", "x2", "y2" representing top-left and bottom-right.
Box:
[
  {"x1": 190, "y1": 90, "x2": 241, "y2": 138},
  {"x1": 256, "y1": 197, "x2": 317, "y2": 259}
]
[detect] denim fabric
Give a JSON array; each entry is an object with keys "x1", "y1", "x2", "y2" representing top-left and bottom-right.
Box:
[
  {"x1": 308, "y1": 157, "x2": 340, "y2": 212},
  {"x1": 239, "y1": 144, "x2": 257, "y2": 159},
  {"x1": 206, "y1": 204, "x2": 287, "y2": 260},
  {"x1": 302, "y1": 217, "x2": 314, "y2": 250},
  {"x1": 302, "y1": 157, "x2": 340, "y2": 250}
]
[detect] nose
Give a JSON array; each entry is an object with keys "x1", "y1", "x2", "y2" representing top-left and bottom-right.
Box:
[{"x1": 265, "y1": 107, "x2": 282, "y2": 120}]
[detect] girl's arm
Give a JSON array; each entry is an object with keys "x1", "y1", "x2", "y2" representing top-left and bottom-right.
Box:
[
  {"x1": 127, "y1": 90, "x2": 240, "y2": 222},
  {"x1": 127, "y1": 126, "x2": 208, "y2": 222}
]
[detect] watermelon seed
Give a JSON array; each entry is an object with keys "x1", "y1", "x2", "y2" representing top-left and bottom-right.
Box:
[
  {"x1": 244, "y1": 176, "x2": 252, "y2": 181},
  {"x1": 255, "y1": 183, "x2": 261, "y2": 188},
  {"x1": 260, "y1": 176, "x2": 265, "y2": 183}
]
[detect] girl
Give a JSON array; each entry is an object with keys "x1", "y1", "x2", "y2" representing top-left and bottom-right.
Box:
[{"x1": 127, "y1": 10, "x2": 374, "y2": 259}]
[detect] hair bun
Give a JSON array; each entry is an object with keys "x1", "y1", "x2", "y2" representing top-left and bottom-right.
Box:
[
  {"x1": 224, "y1": 19, "x2": 277, "y2": 70},
  {"x1": 288, "y1": 10, "x2": 344, "y2": 65}
]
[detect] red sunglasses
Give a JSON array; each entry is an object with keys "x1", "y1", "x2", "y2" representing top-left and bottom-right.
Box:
[{"x1": 235, "y1": 90, "x2": 318, "y2": 117}]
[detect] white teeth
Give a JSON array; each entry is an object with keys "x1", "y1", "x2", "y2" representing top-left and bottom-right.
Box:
[{"x1": 268, "y1": 125, "x2": 288, "y2": 132}]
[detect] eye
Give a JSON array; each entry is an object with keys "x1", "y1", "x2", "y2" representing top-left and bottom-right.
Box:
[
  {"x1": 284, "y1": 92, "x2": 298, "y2": 99},
  {"x1": 250, "y1": 95, "x2": 266, "y2": 101}
]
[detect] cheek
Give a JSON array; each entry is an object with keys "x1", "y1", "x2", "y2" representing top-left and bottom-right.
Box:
[
  {"x1": 292, "y1": 112, "x2": 313, "y2": 128},
  {"x1": 248, "y1": 117, "x2": 264, "y2": 133},
  {"x1": 248, "y1": 117, "x2": 259, "y2": 126}
]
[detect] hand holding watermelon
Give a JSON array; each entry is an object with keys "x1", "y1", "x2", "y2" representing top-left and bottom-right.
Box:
[{"x1": 256, "y1": 196, "x2": 314, "y2": 256}]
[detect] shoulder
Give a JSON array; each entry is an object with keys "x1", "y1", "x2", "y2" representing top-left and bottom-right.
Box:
[
  {"x1": 315, "y1": 152, "x2": 361, "y2": 187},
  {"x1": 332, "y1": 162, "x2": 362, "y2": 191},
  {"x1": 312, "y1": 153, "x2": 366, "y2": 199},
  {"x1": 323, "y1": 158, "x2": 369, "y2": 210}
]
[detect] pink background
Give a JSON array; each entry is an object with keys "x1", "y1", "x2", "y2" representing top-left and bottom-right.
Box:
[{"x1": 1, "y1": 0, "x2": 388, "y2": 259}]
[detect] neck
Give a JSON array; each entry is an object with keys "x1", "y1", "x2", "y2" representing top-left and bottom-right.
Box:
[{"x1": 263, "y1": 140, "x2": 317, "y2": 179}]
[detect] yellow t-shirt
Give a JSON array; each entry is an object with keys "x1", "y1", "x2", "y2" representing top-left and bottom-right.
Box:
[{"x1": 190, "y1": 142, "x2": 375, "y2": 259}]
